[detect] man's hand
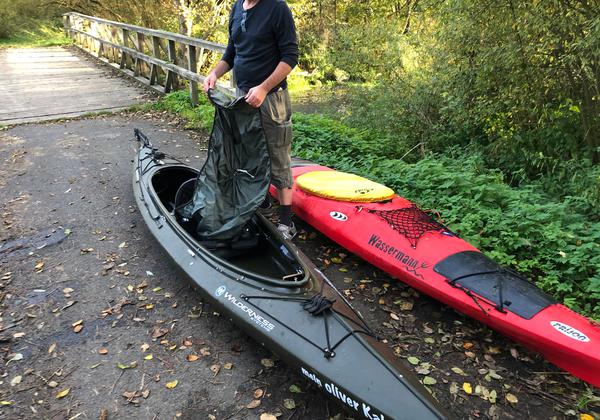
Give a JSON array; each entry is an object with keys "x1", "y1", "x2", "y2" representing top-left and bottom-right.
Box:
[
  {"x1": 245, "y1": 85, "x2": 268, "y2": 108},
  {"x1": 203, "y1": 72, "x2": 218, "y2": 93}
]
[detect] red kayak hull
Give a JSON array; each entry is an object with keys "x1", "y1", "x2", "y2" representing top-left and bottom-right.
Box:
[{"x1": 271, "y1": 163, "x2": 600, "y2": 388}]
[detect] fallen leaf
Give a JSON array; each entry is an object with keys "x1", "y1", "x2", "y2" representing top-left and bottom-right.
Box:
[
  {"x1": 422, "y1": 377, "x2": 437, "y2": 385},
  {"x1": 186, "y1": 354, "x2": 200, "y2": 362},
  {"x1": 451, "y1": 367, "x2": 467, "y2": 376},
  {"x1": 122, "y1": 390, "x2": 138, "y2": 400},
  {"x1": 581, "y1": 415, "x2": 594, "y2": 420},
  {"x1": 510, "y1": 348, "x2": 519, "y2": 359},
  {"x1": 12, "y1": 332, "x2": 25, "y2": 338},
  {"x1": 153, "y1": 287, "x2": 162, "y2": 292},
  {"x1": 416, "y1": 366, "x2": 431, "y2": 375},
  {"x1": 10, "y1": 376, "x2": 22, "y2": 386},
  {"x1": 142, "y1": 389, "x2": 150, "y2": 399},
  {"x1": 166, "y1": 380, "x2": 178, "y2": 389},
  {"x1": 144, "y1": 354, "x2": 153, "y2": 361},
  {"x1": 289, "y1": 384, "x2": 302, "y2": 393},
  {"x1": 0, "y1": 401, "x2": 13, "y2": 406},
  {"x1": 390, "y1": 312, "x2": 400, "y2": 321},
  {"x1": 210, "y1": 364, "x2": 221, "y2": 376},
  {"x1": 463, "y1": 342, "x2": 474, "y2": 350},
  {"x1": 399, "y1": 301, "x2": 414, "y2": 311},
  {"x1": 424, "y1": 337, "x2": 435, "y2": 344},
  {"x1": 118, "y1": 242, "x2": 127, "y2": 248},
  {"x1": 247, "y1": 399, "x2": 261, "y2": 409},
  {"x1": 463, "y1": 382, "x2": 473, "y2": 395},
  {"x1": 489, "y1": 389, "x2": 497, "y2": 404},
  {"x1": 487, "y1": 346, "x2": 501, "y2": 355},
  {"x1": 253, "y1": 389, "x2": 264, "y2": 399},
  {"x1": 73, "y1": 324, "x2": 83, "y2": 333},
  {"x1": 259, "y1": 415, "x2": 277, "y2": 420},
  {"x1": 117, "y1": 361, "x2": 137, "y2": 370},
  {"x1": 407, "y1": 356, "x2": 420, "y2": 365},
  {"x1": 151, "y1": 327, "x2": 169, "y2": 339},
  {"x1": 141, "y1": 343, "x2": 150, "y2": 352},
  {"x1": 98, "y1": 348, "x2": 108, "y2": 355},
  {"x1": 48, "y1": 381, "x2": 58, "y2": 388},
  {"x1": 505, "y1": 393, "x2": 518, "y2": 404},
  {"x1": 56, "y1": 388, "x2": 70, "y2": 399},
  {"x1": 63, "y1": 287, "x2": 74, "y2": 294},
  {"x1": 199, "y1": 347, "x2": 211, "y2": 356},
  {"x1": 260, "y1": 358, "x2": 274, "y2": 368},
  {"x1": 449, "y1": 382, "x2": 459, "y2": 396},
  {"x1": 7, "y1": 353, "x2": 23, "y2": 364},
  {"x1": 72, "y1": 320, "x2": 83, "y2": 327},
  {"x1": 283, "y1": 398, "x2": 296, "y2": 410},
  {"x1": 48, "y1": 343, "x2": 57, "y2": 354},
  {"x1": 223, "y1": 362, "x2": 233, "y2": 370},
  {"x1": 34, "y1": 261, "x2": 45, "y2": 272}
]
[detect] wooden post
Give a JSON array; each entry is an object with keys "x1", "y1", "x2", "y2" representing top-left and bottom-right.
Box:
[
  {"x1": 134, "y1": 32, "x2": 144, "y2": 77},
  {"x1": 187, "y1": 45, "x2": 198, "y2": 105},
  {"x1": 63, "y1": 15, "x2": 70, "y2": 38},
  {"x1": 165, "y1": 40, "x2": 178, "y2": 93},
  {"x1": 150, "y1": 36, "x2": 161, "y2": 86},
  {"x1": 120, "y1": 28, "x2": 129, "y2": 69}
]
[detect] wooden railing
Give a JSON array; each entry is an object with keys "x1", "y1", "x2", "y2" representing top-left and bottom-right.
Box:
[{"x1": 62, "y1": 12, "x2": 234, "y2": 104}]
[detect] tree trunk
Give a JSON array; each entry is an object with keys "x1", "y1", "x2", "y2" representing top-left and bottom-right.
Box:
[{"x1": 172, "y1": 0, "x2": 194, "y2": 36}]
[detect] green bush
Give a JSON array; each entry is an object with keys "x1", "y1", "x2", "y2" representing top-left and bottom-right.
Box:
[
  {"x1": 150, "y1": 90, "x2": 214, "y2": 130},
  {"x1": 326, "y1": 22, "x2": 405, "y2": 82},
  {"x1": 0, "y1": 1, "x2": 64, "y2": 41},
  {"x1": 292, "y1": 113, "x2": 600, "y2": 320}
]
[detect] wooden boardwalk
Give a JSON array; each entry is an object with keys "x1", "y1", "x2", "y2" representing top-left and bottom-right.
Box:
[{"x1": 0, "y1": 47, "x2": 147, "y2": 125}]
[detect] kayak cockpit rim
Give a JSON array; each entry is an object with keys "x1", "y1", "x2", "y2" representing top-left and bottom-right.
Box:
[{"x1": 136, "y1": 154, "x2": 310, "y2": 289}]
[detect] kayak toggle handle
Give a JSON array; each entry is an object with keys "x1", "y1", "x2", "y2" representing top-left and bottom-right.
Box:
[
  {"x1": 323, "y1": 348, "x2": 336, "y2": 359},
  {"x1": 302, "y1": 294, "x2": 336, "y2": 316}
]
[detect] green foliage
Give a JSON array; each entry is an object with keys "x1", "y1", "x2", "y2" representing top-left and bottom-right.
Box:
[
  {"x1": 326, "y1": 22, "x2": 405, "y2": 82},
  {"x1": 0, "y1": 0, "x2": 66, "y2": 40},
  {"x1": 0, "y1": 23, "x2": 70, "y2": 48},
  {"x1": 292, "y1": 113, "x2": 600, "y2": 320},
  {"x1": 150, "y1": 90, "x2": 214, "y2": 130}
]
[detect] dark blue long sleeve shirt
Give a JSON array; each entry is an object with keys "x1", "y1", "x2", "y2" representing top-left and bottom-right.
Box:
[{"x1": 221, "y1": 0, "x2": 299, "y2": 92}]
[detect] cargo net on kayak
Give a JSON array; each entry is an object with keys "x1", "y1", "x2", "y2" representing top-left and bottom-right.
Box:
[{"x1": 367, "y1": 205, "x2": 451, "y2": 248}]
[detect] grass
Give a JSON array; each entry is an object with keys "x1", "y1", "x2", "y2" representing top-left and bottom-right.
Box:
[{"x1": 0, "y1": 21, "x2": 70, "y2": 48}]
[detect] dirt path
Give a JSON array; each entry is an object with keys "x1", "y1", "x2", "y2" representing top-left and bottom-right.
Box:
[{"x1": 0, "y1": 113, "x2": 597, "y2": 419}]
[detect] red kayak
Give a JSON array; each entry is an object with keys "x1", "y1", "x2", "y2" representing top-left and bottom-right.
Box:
[{"x1": 270, "y1": 159, "x2": 600, "y2": 388}]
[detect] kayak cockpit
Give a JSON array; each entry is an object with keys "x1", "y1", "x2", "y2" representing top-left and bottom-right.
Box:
[{"x1": 150, "y1": 165, "x2": 306, "y2": 285}]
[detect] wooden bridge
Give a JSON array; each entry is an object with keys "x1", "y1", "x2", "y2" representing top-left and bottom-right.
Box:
[{"x1": 0, "y1": 13, "x2": 233, "y2": 125}]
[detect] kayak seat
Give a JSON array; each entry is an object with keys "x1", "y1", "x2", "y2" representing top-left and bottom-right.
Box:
[{"x1": 296, "y1": 171, "x2": 395, "y2": 203}]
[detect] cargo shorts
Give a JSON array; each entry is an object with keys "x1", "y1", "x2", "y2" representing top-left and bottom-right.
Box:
[{"x1": 237, "y1": 87, "x2": 293, "y2": 189}]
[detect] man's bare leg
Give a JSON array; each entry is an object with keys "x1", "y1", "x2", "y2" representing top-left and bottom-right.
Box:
[{"x1": 278, "y1": 187, "x2": 293, "y2": 206}]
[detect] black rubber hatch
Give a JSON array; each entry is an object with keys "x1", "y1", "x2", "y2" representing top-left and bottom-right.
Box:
[{"x1": 434, "y1": 251, "x2": 554, "y2": 319}]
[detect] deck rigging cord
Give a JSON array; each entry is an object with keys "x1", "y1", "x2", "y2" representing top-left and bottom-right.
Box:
[{"x1": 242, "y1": 277, "x2": 378, "y2": 359}]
